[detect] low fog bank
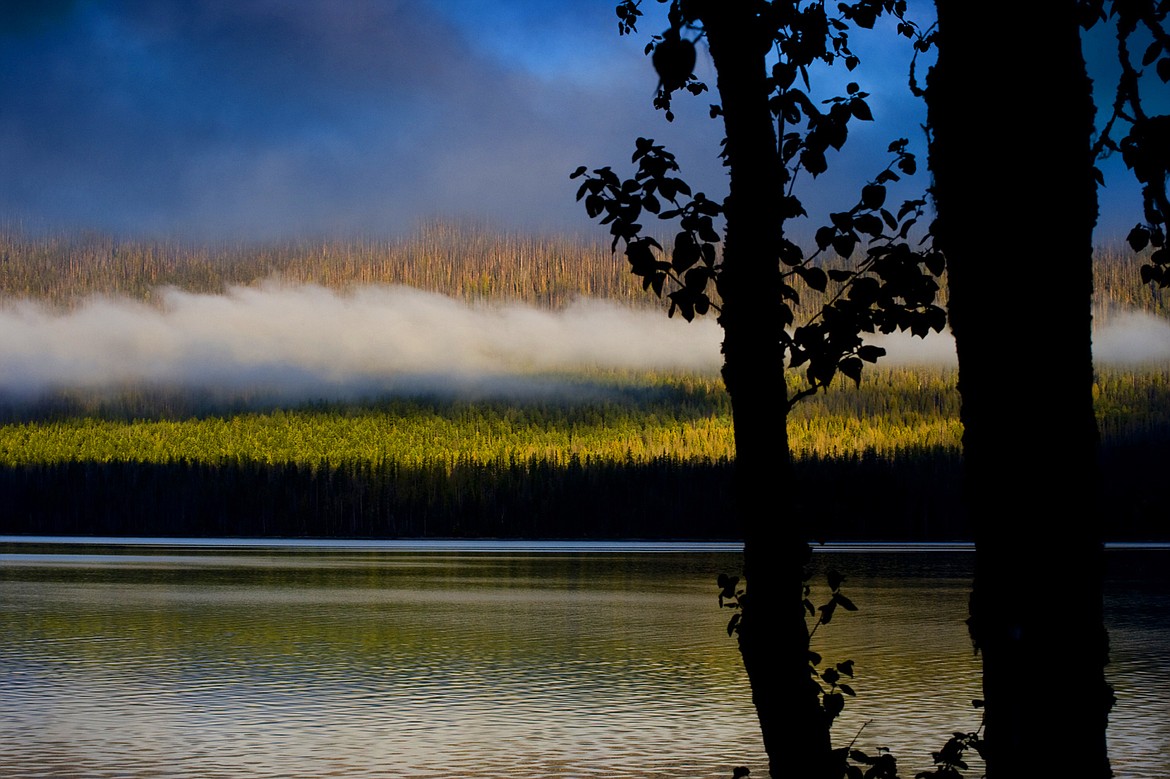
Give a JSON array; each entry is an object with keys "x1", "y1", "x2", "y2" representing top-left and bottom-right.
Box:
[
  {"x1": 0, "y1": 284, "x2": 724, "y2": 402},
  {"x1": 0, "y1": 285, "x2": 1166, "y2": 404},
  {"x1": 1091, "y1": 311, "x2": 1170, "y2": 364},
  {"x1": 874, "y1": 310, "x2": 1170, "y2": 367}
]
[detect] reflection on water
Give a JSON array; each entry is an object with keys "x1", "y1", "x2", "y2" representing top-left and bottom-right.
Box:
[{"x1": 0, "y1": 545, "x2": 1166, "y2": 778}]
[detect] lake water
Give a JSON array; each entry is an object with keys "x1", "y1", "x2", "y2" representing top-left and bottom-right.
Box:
[{"x1": 1, "y1": 541, "x2": 1167, "y2": 779}]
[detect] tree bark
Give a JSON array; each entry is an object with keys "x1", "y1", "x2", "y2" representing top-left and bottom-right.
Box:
[
  {"x1": 928, "y1": 4, "x2": 1112, "y2": 777},
  {"x1": 699, "y1": 5, "x2": 835, "y2": 778}
]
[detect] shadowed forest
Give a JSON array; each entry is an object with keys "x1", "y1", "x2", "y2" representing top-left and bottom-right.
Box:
[{"x1": 1, "y1": 226, "x2": 1166, "y2": 540}]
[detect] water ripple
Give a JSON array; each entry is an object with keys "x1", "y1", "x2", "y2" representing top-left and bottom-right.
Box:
[{"x1": 1, "y1": 548, "x2": 1166, "y2": 778}]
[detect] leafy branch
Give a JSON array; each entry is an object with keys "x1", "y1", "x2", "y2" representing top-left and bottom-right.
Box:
[
  {"x1": 1087, "y1": 0, "x2": 1170, "y2": 286},
  {"x1": 722, "y1": 567, "x2": 986, "y2": 779},
  {"x1": 576, "y1": 1, "x2": 946, "y2": 411},
  {"x1": 573, "y1": 135, "x2": 946, "y2": 398},
  {"x1": 721, "y1": 568, "x2": 859, "y2": 729}
]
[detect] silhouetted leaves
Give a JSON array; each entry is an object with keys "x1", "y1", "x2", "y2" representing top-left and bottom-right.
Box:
[
  {"x1": 614, "y1": 0, "x2": 641, "y2": 35},
  {"x1": 672, "y1": 232, "x2": 701, "y2": 271},
  {"x1": 819, "y1": 599, "x2": 838, "y2": 624},
  {"x1": 916, "y1": 730, "x2": 983, "y2": 778},
  {"x1": 862, "y1": 184, "x2": 887, "y2": 210},
  {"x1": 1128, "y1": 225, "x2": 1151, "y2": 252},
  {"x1": 652, "y1": 31, "x2": 696, "y2": 93},
  {"x1": 579, "y1": 5, "x2": 946, "y2": 771},
  {"x1": 847, "y1": 748, "x2": 900, "y2": 779},
  {"x1": 836, "y1": 592, "x2": 859, "y2": 611},
  {"x1": 1092, "y1": 4, "x2": 1170, "y2": 286},
  {"x1": 727, "y1": 613, "x2": 741, "y2": 636},
  {"x1": 798, "y1": 266, "x2": 829, "y2": 292}
]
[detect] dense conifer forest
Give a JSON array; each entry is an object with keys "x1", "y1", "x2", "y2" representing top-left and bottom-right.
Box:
[
  {"x1": 3, "y1": 224, "x2": 1167, "y2": 319},
  {"x1": 0, "y1": 226, "x2": 1166, "y2": 539}
]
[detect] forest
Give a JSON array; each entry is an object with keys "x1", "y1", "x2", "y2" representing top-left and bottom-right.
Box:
[{"x1": 0, "y1": 226, "x2": 1166, "y2": 540}]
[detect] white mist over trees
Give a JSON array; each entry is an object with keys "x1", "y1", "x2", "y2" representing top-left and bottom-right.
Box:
[
  {"x1": 0, "y1": 285, "x2": 721, "y2": 399},
  {"x1": 2, "y1": 284, "x2": 1167, "y2": 402}
]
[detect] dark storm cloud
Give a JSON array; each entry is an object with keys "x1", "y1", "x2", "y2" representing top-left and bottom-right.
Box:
[
  {"x1": 0, "y1": 1, "x2": 1147, "y2": 240},
  {"x1": 0, "y1": 0, "x2": 725, "y2": 239}
]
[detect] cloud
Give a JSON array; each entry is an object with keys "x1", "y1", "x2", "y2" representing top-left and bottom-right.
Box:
[
  {"x1": 1091, "y1": 310, "x2": 1170, "y2": 364},
  {"x1": 0, "y1": 1, "x2": 1148, "y2": 242},
  {"x1": 0, "y1": 284, "x2": 724, "y2": 401},
  {"x1": 0, "y1": 0, "x2": 724, "y2": 240},
  {"x1": 0, "y1": 281, "x2": 1165, "y2": 410},
  {"x1": 866, "y1": 309, "x2": 1170, "y2": 367}
]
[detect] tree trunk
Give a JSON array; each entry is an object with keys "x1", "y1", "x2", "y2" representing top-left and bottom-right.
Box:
[
  {"x1": 928, "y1": 4, "x2": 1113, "y2": 777},
  {"x1": 700, "y1": 5, "x2": 835, "y2": 778}
]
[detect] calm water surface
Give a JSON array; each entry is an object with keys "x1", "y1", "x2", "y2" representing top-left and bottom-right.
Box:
[{"x1": 1, "y1": 542, "x2": 1167, "y2": 778}]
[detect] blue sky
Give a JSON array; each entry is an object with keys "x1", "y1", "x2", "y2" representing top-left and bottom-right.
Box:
[{"x1": 0, "y1": 0, "x2": 1153, "y2": 242}]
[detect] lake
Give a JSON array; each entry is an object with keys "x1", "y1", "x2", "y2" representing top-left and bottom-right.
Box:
[{"x1": 1, "y1": 540, "x2": 1167, "y2": 778}]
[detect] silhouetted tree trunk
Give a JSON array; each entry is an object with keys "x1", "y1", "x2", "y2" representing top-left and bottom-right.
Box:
[
  {"x1": 700, "y1": 6, "x2": 834, "y2": 778},
  {"x1": 928, "y1": 5, "x2": 1113, "y2": 777}
]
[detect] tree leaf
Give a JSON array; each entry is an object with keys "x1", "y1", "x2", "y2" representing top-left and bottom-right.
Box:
[
  {"x1": 672, "y1": 233, "x2": 700, "y2": 271},
  {"x1": 853, "y1": 7, "x2": 876, "y2": 28},
  {"x1": 835, "y1": 593, "x2": 858, "y2": 611},
  {"x1": 802, "y1": 147, "x2": 828, "y2": 176},
  {"x1": 1128, "y1": 225, "x2": 1150, "y2": 252},
  {"x1": 854, "y1": 213, "x2": 884, "y2": 237},
  {"x1": 685, "y1": 267, "x2": 710, "y2": 290},
  {"x1": 832, "y1": 234, "x2": 858, "y2": 259},
  {"x1": 651, "y1": 273, "x2": 665, "y2": 296},
  {"x1": 780, "y1": 240, "x2": 805, "y2": 266},
  {"x1": 831, "y1": 211, "x2": 855, "y2": 230},
  {"x1": 799, "y1": 266, "x2": 829, "y2": 292},
  {"x1": 1143, "y1": 40, "x2": 1164, "y2": 66},
  {"x1": 727, "y1": 613, "x2": 741, "y2": 637},
  {"x1": 815, "y1": 225, "x2": 837, "y2": 250},
  {"x1": 924, "y1": 251, "x2": 945, "y2": 276},
  {"x1": 818, "y1": 600, "x2": 838, "y2": 624},
  {"x1": 827, "y1": 569, "x2": 845, "y2": 590},
  {"x1": 839, "y1": 357, "x2": 863, "y2": 386},
  {"x1": 861, "y1": 184, "x2": 887, "y2": 210}
]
